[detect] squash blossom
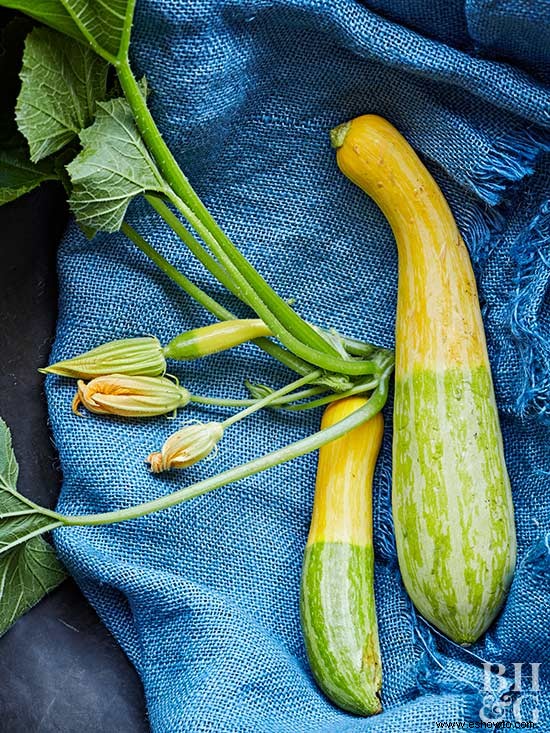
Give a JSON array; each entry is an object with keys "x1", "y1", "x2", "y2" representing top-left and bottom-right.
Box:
[
  {"x1": 41, "y1": 337, "x2": 166, "y2": 379},
  {"x1": 72, "y1": 375, "x2": 190, "y2": 417},
  {"x1": 147, "y1": 422, "x2": 224, "y2": 473}
]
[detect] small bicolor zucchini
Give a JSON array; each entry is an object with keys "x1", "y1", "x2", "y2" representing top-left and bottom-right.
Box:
[
  {"x1": 301, "y1": 397, "x2": 383, "y2": 715},
  {"x1": 331, "y1": 115, "x2": 516, "y2": 644},
  {"x1": 163, "y1": 319, "x2": 271, "y2": 360}
]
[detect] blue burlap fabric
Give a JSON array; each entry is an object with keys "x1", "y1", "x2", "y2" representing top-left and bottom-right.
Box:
[{"x1": 46, "y1": 1, "x2": 550, "y2": 730}]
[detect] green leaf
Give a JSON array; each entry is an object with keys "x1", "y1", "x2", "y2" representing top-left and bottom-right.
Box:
[
  {"x1": 0, "y1": 20, "x2": 63, "y2": 204},
  {"x1": 60, "y1": 0, "x2": 137, "y2": 60},
  {"x1": 67, "y1": 97, "x2": 167, "y2": 232},
  {"x1": 0, "y1": 146, "x2": 58, "y2": 204},
  {"x1": 0, "y1": 1, "x2": 84, "y2": 44},
  {"x1": 16, "y1": 27, "x2": 109, "y2": 162},
  {"x1": 0, "y1": 535, "x2": 67, "y2": 636},
  {"x1": 0, "y1": 0, "x2": 137, "y2": 61},
  {"x1": 0, "y1": 418, "x2": 66, "y2": 636},
  {"x1": 0, "y1": 416, "x2": 19, "y2": 490}
]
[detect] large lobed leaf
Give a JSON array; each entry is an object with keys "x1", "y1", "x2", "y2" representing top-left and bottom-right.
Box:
[
  {"x1": 16, "y1": 27, "x2": 109, "y2": 162},
  {"x1": 0, "y1": 0, "x2": 136, "y2": 60},
  {"x1": 0, "y1": 18, "x2": 59, "y2": 204},
  {"x1": 0, "y1": 1, "x2": 83, "y2": 44},
  {"x1": 67, "y1": 97, "x2": 167, "y2": 232},
  {"x1": 0, "y1": 419, "x2": 66, "y2": 637}
]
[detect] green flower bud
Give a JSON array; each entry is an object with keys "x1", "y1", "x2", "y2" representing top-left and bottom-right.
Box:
[
  {"x1": 41, "y1": 337, "x2": 166, "y2": 379},
  {"x1": 72, "y1": 375, "x2": 189, "y2": 417},
  {"x1": 244, "y1": 380, "x2": 274, "y2": 400},
  {"x1": 147, "y1": 422, "x2": 224, "y2": 473}
]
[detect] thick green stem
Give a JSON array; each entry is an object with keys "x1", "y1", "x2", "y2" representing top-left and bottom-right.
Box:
[
  {"x1": 117, "y1": 59, "x2": 201, "y2": 213},
  {"x1": 145, "y1": 195, "x2": 245, "y2": 303},
  {"x1": 146, "y1": 193, "x2": 242, "y2": 303},
  {"x1": 58, "y1": 372, "x2": 390, "y2": 527},
  {"x1": 139, "y1": 204, "x2": 390, "y2": 369},
  {"x1": 139, "y1": 204, "x2": 387, "y2": 378},
  {"x1": 117, "y1": 64, "x2": 387, "y2": 379},
  {"x1": 163, "y1": 191, "x2": 381, "y2": 376},
  {"x1": 121, "y1": 222, "x2": 325, "y2": 378},
  {"x1": 117, "y1": 61, "x2": 349, "y2": 362}
]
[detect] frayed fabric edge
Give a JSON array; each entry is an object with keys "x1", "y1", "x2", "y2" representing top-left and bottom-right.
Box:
[
  {"x1": 464, "y1": 127, "x2": 550, "y2": 207},
  {"x1": 509, "y1": 199, "x2": 550, "y2": 423}
]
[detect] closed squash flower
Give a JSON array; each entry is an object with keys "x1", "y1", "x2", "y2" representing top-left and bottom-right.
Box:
[
  {"x1": 72, "y1": 374, "x2": 190, "y2": 417},
  {"x1": 147, "y1": 422, "x2": 224, "y2": 473}
]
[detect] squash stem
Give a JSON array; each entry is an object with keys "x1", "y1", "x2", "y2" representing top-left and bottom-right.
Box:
[{"x1": 330, "y1": 122, "x2": 351, "y2": 149}]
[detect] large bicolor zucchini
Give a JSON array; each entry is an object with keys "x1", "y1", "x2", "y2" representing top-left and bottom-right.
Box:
[
  {"x1": 301, "y1": 397, "x2": 383, "y2": 715},
  {"x1": 331, "y1": 116, "x2": 516, "y2": 644}
]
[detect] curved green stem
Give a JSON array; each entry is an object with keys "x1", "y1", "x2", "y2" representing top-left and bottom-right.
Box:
[
  {"x1": 58, "y1": 371, "x2": 390, "y2": 527},
  {"x1": 117, "y1": 62, "x2": 346, "y2": 361},
  {"x1": 117, "y1": 63, "x2": 389, "y2": 378},
  {"x1": 143, "y1": 199, "x2": 390, "y2": 371},
  {"x1": 342, "y1": 338, "x2": 384, "y2": 358},
  {"x1": 165, "y1": 191, "x2": 341, "y2": 359},
  {"x1": 164, "y1": 191, "x2": 381, "y2": 376},
  {"x1": 127, "y1": 214, "x2": 388, "y2": 384},
  {"x1": 190, "y1": 386, "x2": 325, "y2": 408},
  {"x1": 145, "y1": 195, "x2": 245, "y2": 303},
  {"x1": 117, "y1": 59, "x2": 201, "y2": 213},
  {"x1": 222, "y1": 371, "x2": 321, "y2": 428}
]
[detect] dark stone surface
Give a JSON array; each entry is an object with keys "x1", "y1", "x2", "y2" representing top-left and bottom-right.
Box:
[{"x1": 0, "y1": 185, "x2": 149, "y2": 733}]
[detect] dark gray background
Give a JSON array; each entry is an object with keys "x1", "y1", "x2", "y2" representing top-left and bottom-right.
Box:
[{"x1": 0, "y1": 184, "x2": 149, "y2": 732}]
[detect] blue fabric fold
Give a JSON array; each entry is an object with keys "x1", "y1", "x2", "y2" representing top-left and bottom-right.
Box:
[{"x1": 46, "y1": 1, "x2": 550, "y2": 730}]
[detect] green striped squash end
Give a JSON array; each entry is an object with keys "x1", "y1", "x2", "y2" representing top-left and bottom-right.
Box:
[
  {"x1": 393, "y1": 365, "x2": 516, "y2": 645},
  {"x1": 300, "y1": 542, "x2": 382, "y2": 716}
]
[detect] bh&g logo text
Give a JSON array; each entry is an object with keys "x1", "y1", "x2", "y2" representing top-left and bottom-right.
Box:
[{"x1": 480, "y1": 662, "x2": 541, "y2": 724}]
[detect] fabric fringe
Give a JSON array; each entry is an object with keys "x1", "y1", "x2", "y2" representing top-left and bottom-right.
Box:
[
  {"x1": 375, "y1": 455, "x2": 397, "y2": 564},
  {"x1": 509, "y1": 199, "x2": 550, "y2": 423},
  {"x1": 465, "y1": 128, "x2": 549, "y2": 207},
  {"x1": 458, "y1": 197, "x2": 505, "y2": 272}
]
